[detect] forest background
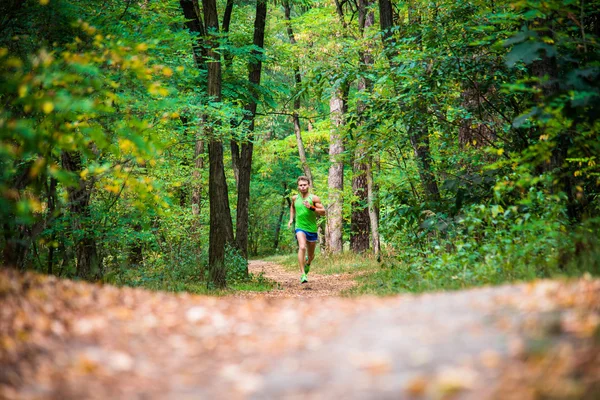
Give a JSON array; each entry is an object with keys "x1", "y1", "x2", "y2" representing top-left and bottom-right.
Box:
[{"x1": 1, "y1": 0, "x2": 599, "y2": 294}]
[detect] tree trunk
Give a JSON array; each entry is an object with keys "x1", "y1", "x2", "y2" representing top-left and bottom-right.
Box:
[
  {"x1": 128, "y1": 223, "x2": 143, "y2": 267},
  {"x1": 327, "y1": 85, "x2": 346, "y2": 254},
  {"x1": 203, "y1": 0, "x2": 234, "y2": 288},
  {"x1": 222, "y1": 0, "x2": 234, "y2": 68},
  {"x1": 350, "y1": 0, "x2": 374, "y2": 253},
  {"x1": 191, "y1": 136, "x2": 204, "y2": 218},
  {"x1": 409, "y1": 126, "x2": 440, "y2": 201},
  {"x1": 61, "y1": 151, "x2": 100, "y2": 280},
  {"x1": 180, "y1": 0, "x2": 207, "y2": 67},
  {"x1": 47, "y1": 177, "x2": 57, "y2": 275},
  {"x1": 351, "y1": 148, "x2": 370, "y2": 252},
  {"x1": 180, "y1": 0, "x2": 207, "y2": 234},
  {"x1": 274, "y1": 183, "x2": 290, "y2": 251},
  {"x1": 283, "y1": 1, "x2": 313, "y2": 184},
  {"x1": 367, "y1": 159, "x2": 381, "y2": 260},
  {"x1": 235, "y1": 0, "x2": 267, "y2": 260}
]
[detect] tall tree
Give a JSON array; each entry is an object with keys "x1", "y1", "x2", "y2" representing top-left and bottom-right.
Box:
[
  {"x1": 203, "y1": 0, "x2": 235, "y2": 287},
  {"x1": 180, "y1": 0, "x2": 207, "y2": 223},
  {"x1": 234, "y1": 0, "x2": 268, "y2": 259},
  {"x1": 327, "y1": 84, "x2": 347, "y2": 253},
  {"x1": 350, "y1": 0, "x2": 374, "y2": 253},
  {"x1": 283, "y1": 0, "x2": 313, "y2": 184}
]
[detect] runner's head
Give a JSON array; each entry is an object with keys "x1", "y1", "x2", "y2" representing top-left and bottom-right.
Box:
[{"x1": 297, "y1": 176, "x2": 310, "y2": 193}]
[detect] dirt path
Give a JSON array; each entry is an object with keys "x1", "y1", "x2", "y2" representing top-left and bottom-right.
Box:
[
  {"x1": 1, "y1": 267, "x2": 599, "y2": 399},
  {"x1": 242, "y1": 260, "x2": 357, "y2": 298}
]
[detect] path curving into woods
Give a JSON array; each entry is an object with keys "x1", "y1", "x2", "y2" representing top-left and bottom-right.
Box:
[
  {"x1": 1, "y1": 267, "x2": 599, "y2": 399},
  {"x1": 240, "y1": 260, "x2": 358, "y2": 298}
]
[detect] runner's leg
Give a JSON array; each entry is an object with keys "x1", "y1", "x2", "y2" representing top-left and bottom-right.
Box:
[
  {"x1": 307, "y1": 240, "x2": 316, "y2": 267},
  {"x1": 296, "y1": 231, "x2": 307, "y2": 275}
]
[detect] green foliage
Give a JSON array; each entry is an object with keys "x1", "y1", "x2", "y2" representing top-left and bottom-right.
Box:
[{"x1": 2, "y1": 0, "x2": 599, "y2": 296}]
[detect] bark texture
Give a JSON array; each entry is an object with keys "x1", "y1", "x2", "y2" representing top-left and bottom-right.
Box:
[
  {"x1": 235, "y1": 0, "x2": 267, "y2": 259},
  {"x1": 203, "y1": 0, "x2": 234, "y2": 288},
  {"x1": 327, "y1": 86, "x2": 346, "y2": 254},
  {"x1": 351, "y1": 0, "x2": 374, "y2": 253}
]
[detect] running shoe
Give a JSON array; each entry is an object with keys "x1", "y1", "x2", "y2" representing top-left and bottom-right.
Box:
[{"x1": 300, "y1": 273, "x2": 308, "y2": 283}]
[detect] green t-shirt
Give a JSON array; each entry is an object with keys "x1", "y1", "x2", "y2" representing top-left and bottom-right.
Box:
[{"x1": 295, "y1": 194, "x2": 317, "y2": 233}]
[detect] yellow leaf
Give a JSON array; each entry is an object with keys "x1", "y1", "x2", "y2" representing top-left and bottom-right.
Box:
[
  {"x1": 42, "y1": 101, "x2": 54, "y2": 114},
  {"x1": 18, "y1": 85, "x2": 27, "y2": 98},
  {"x1": 104, "y1": 184, "x2": 120, "y2": 194},
  {"x1": 162, "y1": 67, "x2": 173, "y2": 77},
  {"x1": 497, "y1": 148, "x2": 504, "y2": 156},
  {"x1": 119, "y1": 139, "x2": 135, "y2": 152},
  {"x1": 136, "y1": 43, "x2": 148, "y2": 51},
  {"x1": 39, "y1": 0, "x2": 49, "y2": 5}
]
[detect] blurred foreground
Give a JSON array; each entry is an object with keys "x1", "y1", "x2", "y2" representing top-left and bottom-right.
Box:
[{"x1": 1, "y1": 266, "x2": 599, "y2": 399}]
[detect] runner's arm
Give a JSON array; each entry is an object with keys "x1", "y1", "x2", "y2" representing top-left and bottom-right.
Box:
[
  {"x1": 310, "y1": 195, "x2": 326, "y2": 217},
  {"x1": 288, "y1": 195, "x2": 296, "y2": 228}
]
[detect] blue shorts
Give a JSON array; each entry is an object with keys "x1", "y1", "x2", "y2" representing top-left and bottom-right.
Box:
[{"x1": 295, "y1": 229, "x2": 318, "y2": 243}]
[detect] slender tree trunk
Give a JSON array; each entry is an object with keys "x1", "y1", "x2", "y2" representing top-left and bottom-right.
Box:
[
  {"x1": 191, "y1": 135, "x2": 204, "y2": 217},
  {"x1": 61, "y1": 151, "x2": 100, "y2": 280},
  {"x1": 128, "y1": 223, "x2": 143, "y2": 267},
  {"x1": 274, "y1": 183, "x2": 290, "y2": 250},
  {"x1": 203, "y1": 0, "x2": 234, "y2": 288},
  {"x1": 235, "y1": 0, "x2": 267, "y2": 260},
  {"x1": 222, "y1": 0, "x2": 234, "y2": 68},
  {"x1": 284, "y1": 0, "x2": 324, "y2": 251},
  {"x1": 409, "y1": 127, "x2": 440, "y2": 201},
  {"x1": 231, "y1": 141, "x2": 240, "y2": 186},
  {"x1": 351, "y1": 147, "x2": 370, "y2": 252},
  {"x1": 180, "y1": 0, "x2": 207, "y2": 231},
  {"x1": 366, "y1": 159, "x2": 380, "y2": 260},
  {"x1": 283, "y1": 1, "x2": 313, "y2": 183},
  {"x1": 327, "y1": 85, "x2": 346, "y2": 253},
  {"x1": 47, "y1": 177, "x2": 57, "y2": 274}
]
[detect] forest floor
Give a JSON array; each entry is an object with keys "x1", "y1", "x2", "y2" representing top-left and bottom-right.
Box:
[
  {"x1": 239, "y1": 260, "x2": 359, "y2": 298},
  {"x1": 1, "y1": 262, "x2": 599, "y2": 399}
]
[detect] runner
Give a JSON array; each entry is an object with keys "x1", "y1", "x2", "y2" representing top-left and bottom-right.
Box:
[{"x1": 288, "y1": 176, "x2": 326, "y2": 283}]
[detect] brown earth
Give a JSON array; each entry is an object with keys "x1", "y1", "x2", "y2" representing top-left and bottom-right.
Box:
[
  {"x1": 240, "y1": 260, "x2": 358, "y2": 298},
  {"x1": 1, "y1": 263, "x2": 599, "y2": 399}
]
